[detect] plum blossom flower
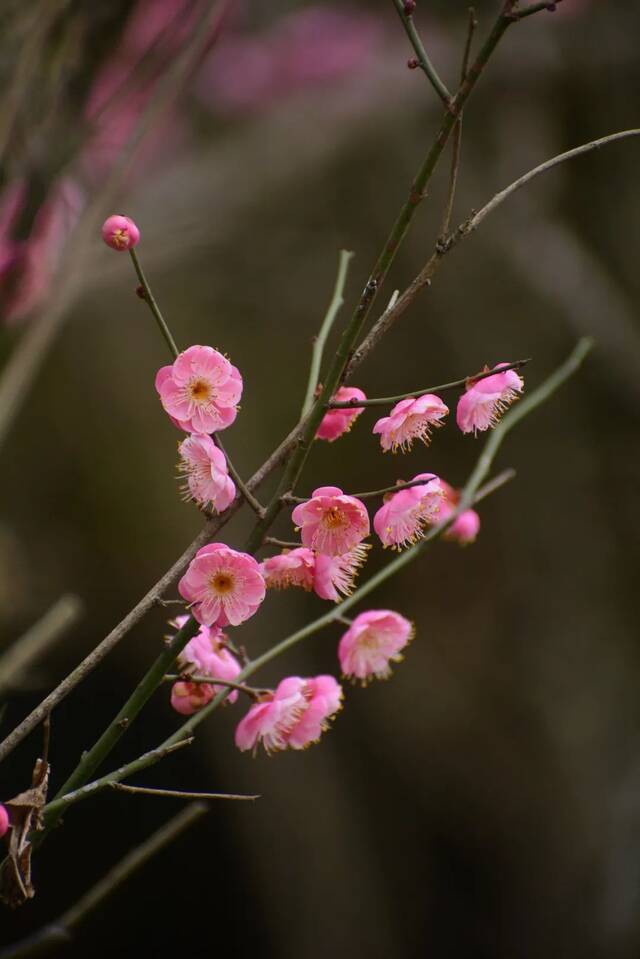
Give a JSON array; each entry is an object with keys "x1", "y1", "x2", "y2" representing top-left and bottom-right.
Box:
[
  {"x1": 169, "y1": 614, "x2": 242, "y2": 715},
  {"x1": 170, "y1": 680, "x2": 215, "y2": 716},
  {"x1": 372, "y1": 393, "x2": 448, "y2": 452},
  {"x1": 373, "y1": 474, "x2": 443, "y2": 550},
  {"x1": 261, "y1": 547, "x2": 316, "y2": 591},
  {"x1": 316, "y1": 386, "x2": 366, "y2": 442},
  {"x1": 178, "y1": 433, "x2": 236, "y2": 512},
  {"x1": 0, "y1": 803, "x2": 9, "y2": 838},
  {"x1": 456, "y1": 364, "x2": 523, "y2": 435},
  {"x1": 435, "y1": 481, "x2": 481, "y2": 545},
  {"x1": 291, "y1": 486, "x2": 369, "y2": 556},
  {"x1": 101, "y1": 214, "x2": 140, "y2": 250},
  {"x1": 313, "y1": 544, "x2": 369, "y2": 602},
  {"x1": 178, "y1": 544, "x2": 265, "y2": 627},
  {"x1": 235, "y1": 675, "x2": 342, "y2": 755},
  {"x1": 338, "y1": 609, "x2": 413, "y2": 683},
  {"x1": 171, "y1": 614, "x2": 242, "y2": 699},
  {"x1": 156, "y1": 345, "x2": 243, "y2": 433}
]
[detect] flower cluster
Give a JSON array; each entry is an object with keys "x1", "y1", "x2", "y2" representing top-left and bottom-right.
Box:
[{"x1": 104, "y1": 216, "x2": 522, "y2": 758}]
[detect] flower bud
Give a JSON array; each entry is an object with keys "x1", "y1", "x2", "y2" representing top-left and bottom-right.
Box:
[
  {"x1": 101, "y1": 214, "x2": 140, "y2": 251},
  {"x1": 0, "y1": 803, "x2": 9, "y2": 838}
]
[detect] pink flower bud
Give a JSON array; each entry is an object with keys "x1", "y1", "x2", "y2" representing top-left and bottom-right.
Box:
[
  {"x1": 0, "y1": 803, "x2": 9, "y2": 838},
  {"x1": 101, "y1": 214, "x2": 140, "y2": 251}
]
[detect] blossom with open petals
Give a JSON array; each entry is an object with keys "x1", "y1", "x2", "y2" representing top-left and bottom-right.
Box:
[
  {"x1": 316, "y1": 386, "x2": 366, "y2": 442},
  {"x1": 235, "y1": 675, "x2": 342, "y2": 754},
  {"x1": 178, "y1": 543, "x2": 265, "y2": 627},
  {"x1": 436, "y1": 481, "x2": 481, "y2": 545},
  {"x1": 456, "y1": 364, "x2": 523, "y2": 435},
  {"x1": 338, "y1": 609, "x2": 413, "y2": 683},
  {"x1": 313, "y1": 543, "x2": 369, "y2": 602},
  {"x1": 291, "y1": 486, "x2": 369, "y2": 556},
  {"x1": 372, "y1": 393, "x2": 448, "y2": 452},
  {"x1": 261, "y1": 548, "x2": 315, "y2": 591},
  {"x1": 178, "y1": 433, "x2": 236, "y2": 512},
  {"x1": 373, "y1": 474, "x2": 443, "y2": 550},
  {"x1": 101, "y1": 214, "x2": 140, "y2": 250},
  {"x1": 156, "y1": 345, "x2": 242, "y2": 433}
]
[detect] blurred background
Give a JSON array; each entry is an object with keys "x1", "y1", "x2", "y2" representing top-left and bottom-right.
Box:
[{"x1": 1, "y1": 0, "x2": 639, "y2": 956}]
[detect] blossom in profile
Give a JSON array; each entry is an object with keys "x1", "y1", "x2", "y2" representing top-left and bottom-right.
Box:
[
  {"x1": 235, "y1": 675, "x2": 342, "y2": 754},
  {"x1": 261, "y1": 548, "x2": 316, "y2": 591},
  {"x1": 101, "y1": 214, "x2": 140, "y2": 250},
  {"x1": 436, "y1": 481, "x2": 481, "y2": 545},
  {"x1": 456, "y1": 364, "x2": 523, "y2": 435},
  {"x1": 313, "y1": 544, "x2": 369, "y2": 602},
  {"x1": 178, "y1": 433, "x2": 236, "y2": 512},
  {"x1": 316, "y1": 386, "x2": 366, "y2": 442},
  {"x1": 338, "y1": 609, "x2": 413, "y2": 683},
  {"x1": 291, "y1": 486, "x2": 369, "y2": 556},
  {"x1": 156, "y1": 345, "x2": 243, "y2": 434},
  {"x1": 373, "y1": 474, "x2": 443, "y2": 550},
  {"x1": 372, "y1": 393, "x2": 448, "y2": 452},
  {"x1": 170, "y1": 614, "x2": 242, "y2": 702},
  {"x1": 178, "y1": 544, "x2": 265, "y2": 627},
  {"x1": 0, "y1": 803, "x2": 9, "y2": 838}
]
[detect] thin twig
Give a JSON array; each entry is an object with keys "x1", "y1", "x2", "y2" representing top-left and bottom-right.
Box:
[
  {"x1": 330, "y1": 358, "x2": 530, "y2": 408},
  {"x1": 214, "y1": 434, "x2": 265, "y2": 518},
  {"x1": 438, "y1": 7, "x2": 477, "y2": 238},
  {"x1": 262, "y1": 537, "x2": 303, "y2": 550},
  {"x1": 284, "y1": 478, "x2": 439, "y2": 505},
  {"x1": 129, "y1": 248, "x2": 180, "y2": 358},
  {"x1": 0, "y1": 596, "x2": 83, "y2": 696},
  {"x1": 109, "y1": 783, "x2": 258, "y2": 801},
  {"x1": 301, "y1": 250, "x2": 354, "y2": 416},
  {"x1": 0, "y1": 804, "x2": 207, "y2": 959},
  {"x1": 163, "y1": 674, "x2": 263, "y2": 699},
  {"x1": 509, "y1": 0, "x2": 563, "y2": 20},
  {"x1": 391, "y1": 0, "x2": 452, "y2": 104}
]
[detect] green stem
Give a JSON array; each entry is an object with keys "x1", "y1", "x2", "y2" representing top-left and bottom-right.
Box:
[
  {"x1": 129, "y1": 248, "x2": 180, "y2": 358},
  {"x1": 301, "y1": 250, "x2": 354, "y2": 416},
  {"x1": 328, "y1": 358, "x2": 530, "y2": 408},
  {"x1": 392, "y1": 0, "x2": 452, "y2": 104}
]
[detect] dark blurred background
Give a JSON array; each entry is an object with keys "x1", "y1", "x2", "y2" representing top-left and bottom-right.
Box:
[{"x1": 1, "y1": 1, "x2": 640, "y2": 956}]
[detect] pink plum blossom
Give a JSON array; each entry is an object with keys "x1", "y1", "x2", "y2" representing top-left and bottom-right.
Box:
[
  {"x1": 291, "y1": 486, "x2": 370, "y2": 556},
  {"x1": 436, "y1": 481, "x2": 481, "y2": 545},
  {"x1": 372, "y1": 393, "x2": 448, "y2": 452},
  {"x1": 338, "y1": 609, "x2": 413, "y2": 683},
  {"x1": 156, "y1": 344, "x2": 243, "y2": 433},
  {"x1": 178, "y1": 433, "x2": 236, "y2": 512},
  {"x1": 456, "y1": 364, "x2": 523, "y2": 435},
  {"x1": 261, "y1": 548, "x2": 316, "y2": 591},
  {"x1": 0, "y1": 803, "x2": 9, "y2": 838},
  {"x1": 316, "y1": 386, "x2": 366, "y2": 442},
  {"x1": 170, "y1": 680, "x2": 215, "y2": 716},
  {"x1": 178, "y1": 543, "x2": 265, "y2": 627},
  {"x1": 373, "y1": 474, "x2": 443, "y2": 550},
  {"x1": 101, "y1": 214, "x2": 140, "y2": 250},
  {"x1": 313, "y1": 543, "x2": 369, "y2": 602},
  {"x1": 170, "y1": 614, "x2": 242, "y2": 703},
  {"x1": 235, "y1": 675, "x2": 342, "y2": 755}
]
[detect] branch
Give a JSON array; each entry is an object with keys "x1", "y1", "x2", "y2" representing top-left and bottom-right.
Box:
[
  {"x1": 129, "y1": 248, "x2": 180, "y2": 358},
  {"x1": 109, "y1": 783, "x2": 258, "y2": 801},
  {"x1": 509, "y1": 1, "x2": 563, "y2": 20},
  {"x1": 213, "y1": 434, "x2": 265, "y2": 518},
  {"x1": 163, "y1": 674, "x2": 263, "y2": 700},
  {"x1": 284, "y1": 478, "x2": 439, "y2": 504},
  {"x1": 391, "y1": 0, "x2": 452, "y2": 104},
  {"x1": 329, "y1": 358, "x2": 530, "y2": 408},
  {"x1": 301, "y1": 250, "x2": 354, "y2": 416},
  {"x1": 0, "y1": 804, "x2": 207, "y2": 959}
]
